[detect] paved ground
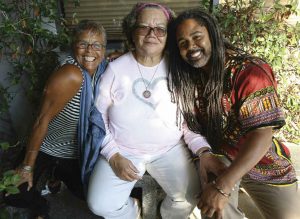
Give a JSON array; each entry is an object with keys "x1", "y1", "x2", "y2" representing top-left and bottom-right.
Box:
[
  {"x1": 3, "y1": 143, "x2": 299, "y2": 219},
  {"x1": 46, "y1": 189, "x2": 100, "y2": 219}
]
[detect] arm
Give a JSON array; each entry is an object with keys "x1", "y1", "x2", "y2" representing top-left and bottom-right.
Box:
[
  {"x1": 198, "y1": 63, "x2": 278, "y2": 218},
  {"x1": 183, "y1": 122, "x2": 227, "y2": 186},
  {"x1": 216, "y1": 127, "x2": 272, "y2": 193},
  {"x1": 95, "y1": 65, "x2": 140, "y2": 181},
  {"x1": 95, "y1": 65, "x2": 119, "y2": 161},
  {"x1": 18, "y1": 64, "x2": 83, "y2": 189},
  {"x1": 198, "y1": 127, "x2": 272, "y2": 219},
  {"x1": 182, "y1": 121, "x2": 210, "y2": 154}
]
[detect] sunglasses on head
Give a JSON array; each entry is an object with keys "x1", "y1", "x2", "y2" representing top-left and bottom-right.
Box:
[{"x1": 135, "y1": 25, "x2": 167, "y2": 37}]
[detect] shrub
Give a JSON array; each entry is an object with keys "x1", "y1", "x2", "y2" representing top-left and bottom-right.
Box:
[{"x1": 202, "y1": 0, "x2": 300, "y2": 143}]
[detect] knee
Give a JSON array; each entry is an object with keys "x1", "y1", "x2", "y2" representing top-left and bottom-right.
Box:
[
  {"x1": 87, "y1": 199, "x2": 110, "y2": 216},
  {"x1": 87, "y1": 194, "x2": 122, "y2": 217}
]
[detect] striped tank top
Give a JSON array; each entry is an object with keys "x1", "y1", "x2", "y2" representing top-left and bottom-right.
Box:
[{"x1": 40, "y1": 57, "x2": 84, "y2": 159}]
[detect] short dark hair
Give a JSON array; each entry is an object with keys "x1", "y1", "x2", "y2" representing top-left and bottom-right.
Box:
[
  {"x1": 72, "y1": 20, "x2": 107, "y2": 46},
  {"x1": 122, "y1": 2, "x2": 175, "y2": 50}
]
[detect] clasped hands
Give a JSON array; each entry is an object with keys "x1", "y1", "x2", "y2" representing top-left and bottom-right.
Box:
[
  {"x1": 109, "y1": 153, "x2": 142, "y2": 181},
  {"x1": 197, "y1": 153, "x2": 229, "y2": 219},
  {"x1": 109, "y1": 152, "x2": 230, "y2": 218}
]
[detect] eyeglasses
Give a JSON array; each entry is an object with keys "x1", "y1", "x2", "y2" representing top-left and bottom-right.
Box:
[
  {"x1": 76, "y1": 41, "x2": 106, "y2": 51},
  {"x1": 135, "y1": 25, "x2": 167, "y2": 37}
]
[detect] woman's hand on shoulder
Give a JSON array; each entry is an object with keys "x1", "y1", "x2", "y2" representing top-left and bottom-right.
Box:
[{"x1": 109, "y1": 153, "x2": 141, "y2": 182}]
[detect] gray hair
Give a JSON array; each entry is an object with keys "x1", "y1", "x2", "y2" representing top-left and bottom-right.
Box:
[
  {"x1": 72, "y1": 20, "x2": 107, "y2": 46},
  {"x1": 122, "y1": 2, "x2": 175, "y2": 50}
]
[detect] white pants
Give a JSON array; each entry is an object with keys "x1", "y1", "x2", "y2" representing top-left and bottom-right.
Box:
[{"x1": 87, "y1": 143, "x2": 200, "y2": 219}]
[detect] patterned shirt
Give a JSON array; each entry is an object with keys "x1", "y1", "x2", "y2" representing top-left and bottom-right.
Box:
[{"x1": 197, "y1": 60, "x2": 297, "y2": 185}]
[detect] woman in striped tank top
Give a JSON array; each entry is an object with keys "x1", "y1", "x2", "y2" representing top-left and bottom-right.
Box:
[{"x1": 4, "y1": 20, "x2": 107, "y2": 219}]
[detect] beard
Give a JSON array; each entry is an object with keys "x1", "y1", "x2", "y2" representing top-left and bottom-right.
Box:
[{"x1": 186, "y1": 48, "x2": 210, "y2": 68}]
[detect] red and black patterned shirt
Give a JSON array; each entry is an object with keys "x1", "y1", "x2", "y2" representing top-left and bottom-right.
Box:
[{"x1": 197, "y1": 60, "x2": 297, "y2": 185}]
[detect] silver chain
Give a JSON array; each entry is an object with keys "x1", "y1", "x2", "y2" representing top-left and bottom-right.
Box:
[{"x1": 136, "y1": 61, "x2": 159, "y2": 91}]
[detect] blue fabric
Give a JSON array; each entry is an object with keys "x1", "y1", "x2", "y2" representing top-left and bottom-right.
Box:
[{"x1": 77, "y1": 60, "x2": 107, "y2": 193}]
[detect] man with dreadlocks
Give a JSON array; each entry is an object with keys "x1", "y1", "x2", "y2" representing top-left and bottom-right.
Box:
[{"x1": 167, "y1": 8, "x2": 298, "y2": 219}]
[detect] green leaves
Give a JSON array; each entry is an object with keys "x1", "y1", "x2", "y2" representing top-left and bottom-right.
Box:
[
  {"x1": 0, "y1": 0, "x2": 76, "y2": 112},
  {"x1": 5, "y1": 185, "x2": 20, "y2": 194},
  {"x1": 0, "y1": 142, "x2": 10, "y2": 150},
  {"x1": 0, "y1": 170, "x2": 20, "y2": 194},
  {"x1": 0, "y1": 141, "x2": 21, "y2": 199},
  {"x1": 203, "y1": 0, "x2": 300, "y2": 143}
]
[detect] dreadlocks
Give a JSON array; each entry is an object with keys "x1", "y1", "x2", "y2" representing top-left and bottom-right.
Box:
[
  {"x1": 167, "y1": 9, "x2": 273, "y2": 150},
  {"x1": 167, "y1": 9, "x2": 226, "y2": 149}
]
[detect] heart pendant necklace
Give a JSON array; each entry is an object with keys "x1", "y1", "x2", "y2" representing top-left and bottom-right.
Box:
[{"x1": 136, "y1": 60, "x2": 159, "y2": 98}]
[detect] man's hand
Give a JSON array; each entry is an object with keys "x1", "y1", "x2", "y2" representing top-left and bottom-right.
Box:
[
  {"x1": 109, "y1": 153, "x2": 141, "y2": 181},
  {"x1": 198, "y1": 182, "x2": 229, "y2": 219},
  {"x1": 198, "y1": 153, "x2": 227, "y2": 187},
  {"x1": 197, "y1": 154, "x2": 228, "y2": 219}
]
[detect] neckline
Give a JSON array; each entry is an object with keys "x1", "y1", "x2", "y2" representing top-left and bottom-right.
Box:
[
  {"x1": 135, "y1": 57, "x2": 160, "y2": 99},
  {"x1": 130, "y1": 51, "x2": 163, "y2": 68}
]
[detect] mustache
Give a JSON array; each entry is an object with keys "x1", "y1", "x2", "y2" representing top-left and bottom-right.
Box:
[{"x1": 186, "y1": 48, "x2": 204, "y2": 59}]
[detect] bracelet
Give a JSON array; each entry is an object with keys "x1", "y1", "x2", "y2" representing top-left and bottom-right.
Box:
[
  {"x1": 212, "y1": 180, "x2": 231, "y2": 198},
  {"x1": 22, "y1": 165, "x2": 33, "y2": 172},
  {"x1": 193, "y1": 148, "x2": 213, "y2": 162},
  {"x1": 197, "y1": 148, "x2": 212, "y2": 157}
]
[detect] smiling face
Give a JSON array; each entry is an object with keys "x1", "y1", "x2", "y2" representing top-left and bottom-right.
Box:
[
  {"x1": 133, "y1": 8, "x2": 168, "y2": 58},
  {"x1": 176, "y1": 18, "x2": 212, "y2": 69},
  {"x1": 73, "y1": 30, "x2": 105, "y2": 75}
]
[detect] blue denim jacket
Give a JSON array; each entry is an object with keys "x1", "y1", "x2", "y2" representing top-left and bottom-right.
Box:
[{"x1": 77, "y1": 59, "x2": 107, "y2": 193}]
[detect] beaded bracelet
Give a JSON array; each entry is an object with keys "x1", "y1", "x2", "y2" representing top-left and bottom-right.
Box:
[
  {"x1": 22, "y1": 165, "x2": 33, "y2": 172},
  {"x1": 212, "y1": 180, "x2": 231, "y2": 198}
]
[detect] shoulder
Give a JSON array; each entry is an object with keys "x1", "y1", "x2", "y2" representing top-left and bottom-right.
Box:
[
  {"x1": 236, "y1": 59, "x2": 273, "y2": 80},
  {"x1": 234, "y1": 60, "x2": 276, "y2": 95},
  {"x1": 52, "y1": 64, "x2": 83, "y2": 84},
  {"x1": 44, "y1": 64, "x2": 83, "y2": 95},
  {"x1": 107, "y1": 52, "x2": 133, "y2": 69},
  {"x1": 102, "y1": 52, "x2": 132, "y2": 77}
]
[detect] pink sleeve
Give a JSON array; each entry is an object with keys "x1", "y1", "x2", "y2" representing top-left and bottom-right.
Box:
[
  {"x1": 95, "y1": 65, "x2": 120, "y2": 161},
  {"x1": 182, "y1": 122, "x2": 210, "y2": 154}
]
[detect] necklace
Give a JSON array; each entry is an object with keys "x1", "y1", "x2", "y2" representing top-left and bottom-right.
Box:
[{"x1": 136, "y1": 60, "x2": 160, "y2": 98}]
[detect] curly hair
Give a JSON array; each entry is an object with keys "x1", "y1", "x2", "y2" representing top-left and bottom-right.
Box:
[{"x1": 122, "y1": 2, "x2": 175, "y2": 50}]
